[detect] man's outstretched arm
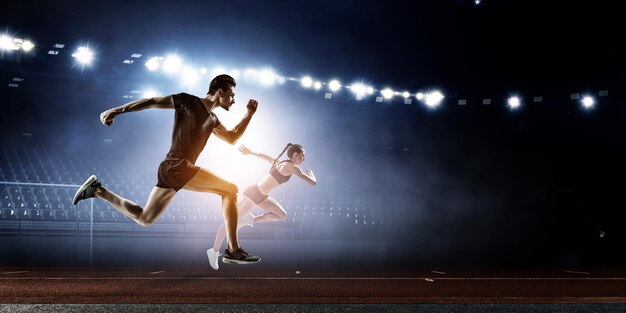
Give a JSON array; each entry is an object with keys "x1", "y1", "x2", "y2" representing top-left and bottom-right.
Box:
[
  {"x1": 213, "y1": 99, "x2": 258, "y2": 144},
  {"x1": 100, "y1": 95, "x2": 174, "y2": 126}
]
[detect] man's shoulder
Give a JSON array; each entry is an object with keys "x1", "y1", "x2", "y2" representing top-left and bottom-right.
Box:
[{"x1": 176, "y1": 92, "x2": 198, "y2": 99}]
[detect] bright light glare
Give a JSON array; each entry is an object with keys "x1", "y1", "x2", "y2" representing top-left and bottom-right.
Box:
[
  {"x1": 350, "y1": 83, "x2": 368, "y2": 97},
  {"x1": 581, "y1": 96, "x2": 595, "y2": 109},
  {"x1": 181, "y1": 67, "x2": 199, "y2": 86},
  {"x1": 21, "y1": 40, "x2": 34, "y2": 52},
  {"x1": 329, "y1": 80, "x2": 341, "y2": 91},
  {"x1": 163, "y1": 55, "x2": 182, "y2": 73},
  {"x1": 145, "y1": 57, "x2": 160, "y2": 71},
  {"x1": 381, "y1": 88, "x2": 394, "y2": 99},
  {"x1": 259, "y1": 69, "x2": 278, "y2": 86},
  {"x1": 508, "y1": 96, "x2": 521, "y2": 109},
  {"x1": 301, "y1": 76, "x2": 313, "y2": 88},
  {"x1": 425, "y1": 90, "x2": 444, "y2": 107},
  {"x1": 142, "y1": 89, "x2": 159, "y2": 99},
  {"x1": 71, "y1": 46, "x2": 94, "y2": 65},
  {"x1": 211, "y1": 66, "x2": 227, "y2": 78},
  {"x1": 0, "y1": 35, "x2": 14, "y2": 50}
]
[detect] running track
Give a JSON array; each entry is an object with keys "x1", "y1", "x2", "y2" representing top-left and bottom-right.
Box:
[{"x1": 2, "y1": 268, "x2": 626, "y2": 303}]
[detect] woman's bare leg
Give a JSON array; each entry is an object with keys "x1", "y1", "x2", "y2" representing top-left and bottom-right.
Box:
[{"x1": 254, "y1": 197, "x2": 287, "y2": 223}]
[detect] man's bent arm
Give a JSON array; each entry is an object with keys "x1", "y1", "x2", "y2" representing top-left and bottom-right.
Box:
[{"x1": 213, "y1": 111, "x2": 254, "y2": 145}]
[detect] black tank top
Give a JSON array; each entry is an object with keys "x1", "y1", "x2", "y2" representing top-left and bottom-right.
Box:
[
  {"x1": 165, "y1": 93, "x2": 220, "y2": 164},
  {"x1": 270, "y1": 160, "x2": 292, "y2": 184}
]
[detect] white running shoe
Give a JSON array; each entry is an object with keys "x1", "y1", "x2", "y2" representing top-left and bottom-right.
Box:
[
  {"x1": 207, "y1": 248, "x2": 221, "y2": 270},
  {"x1": 237, "y1": 212, "x2": 255, "y2": 230}
]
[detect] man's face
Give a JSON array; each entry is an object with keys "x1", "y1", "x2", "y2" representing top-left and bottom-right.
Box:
[{"x1": 219, "y1": 86, "x2": 235, "y2": 111}]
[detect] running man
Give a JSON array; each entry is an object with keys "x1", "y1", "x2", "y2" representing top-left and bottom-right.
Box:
[
  {"x1": 72, "y1": 74, "x2": 260, "y2": 264},
  {"x1": 207, "y1": 143, "x2": 316, "y2": 269}
]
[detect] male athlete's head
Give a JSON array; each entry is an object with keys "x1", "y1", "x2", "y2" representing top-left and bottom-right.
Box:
[{"x1": 207, "y1": 74, "x2": 236, "y2": 111}]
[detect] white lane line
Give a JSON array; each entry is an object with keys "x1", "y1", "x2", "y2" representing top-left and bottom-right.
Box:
[
  {"x1": 150, "y1": 271, "x2": 164, "y2": 275},
  {"x1": 1, "y1": 277, "x2": 626, "y2": 281},
  {"x1": 3, "y1": 271, "x2": 30, "y2": 275}
]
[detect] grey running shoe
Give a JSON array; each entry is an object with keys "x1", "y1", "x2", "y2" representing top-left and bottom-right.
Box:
[
  {"x1": 72, "y1": 175, "x2": 102, "y2": 205},
  {"x1": 222, "y1": 247, "x2": 261, "y2": 265}
]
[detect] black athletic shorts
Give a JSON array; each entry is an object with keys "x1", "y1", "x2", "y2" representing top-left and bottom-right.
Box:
[
  {"x1": 243, "y1": 185, "x2": 268, "y2": 204},
  {"x1": 156, "y1": 158, "x2": 200, "y2": 191}
]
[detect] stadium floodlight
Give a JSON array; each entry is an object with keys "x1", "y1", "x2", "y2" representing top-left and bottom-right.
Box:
[
  {"x1": 142, "y1": 89, "x2": 159, "y2": 99},
  {"x1": 402, "y1": 91, "x2": 410, "y2": 98},
  {"x1": 145, "y1": 57, "x2": 160, "y2": 71},
  {"x1": 21, "y1": 40, "x2": 34, "y2": 52},
  {"x1": 581, "y1": 95, "x2": 595, "y2": 109},
  {"x1": 301, "y1": 76, "x2": 313, "y2": 88},
  {"x1": 350, "y1": 83, "x2": 368, "y2": 98},
  {"x1": 507, "y1": 96, "x2": 521, "y2": 109},
  {"x1": 0, "y1": 35, "x2": 15, "y2": 50},
  {"x1": 72, "y1": 46, "x2": 94, "y2": 65},
  {"x1": 211, "y1": 66, "x2": 227, "y2": 78},
  {"x1": 314, "y1": 81, "x2": 322, "y2": 90},
  {"x1": 416, "y1": 92, "x2": 424, "y2": 100},
  {"x1": 328, "y1": 80, "x2": 341, "y2": 92},
  {"x1": 244, "y1": 68, "x2": 257, "y2": 77},
  {"x1": 381, "y1": 88, "x2": 394, "y2": 99},
  {"x1": 259, "y1": 68, "x2": 278, "y2": 86},
  {"x1": 425, "y1": 90, "x2": 444, "y2": 108},
  {"x1": 163, "y1": 55, "x2": 182, "y2": 74},
  {"x1": 181, "y1": 67, "x2": 199, "y2": 86},
  {"x1": 367, "y1": 87, "x2": 374, "y2": 95}
]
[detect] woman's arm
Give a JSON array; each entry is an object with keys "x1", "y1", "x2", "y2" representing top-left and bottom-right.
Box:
[
  {"x1": 289, "y1": 164, "x2": 317, "y2": 186},
  {"x1": 239, "y1": 145, "x2": 275, "y2": 164}
]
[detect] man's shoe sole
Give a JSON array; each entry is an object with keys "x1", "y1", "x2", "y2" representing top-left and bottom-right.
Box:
[
  {"x1": 222, "y1": 257, "x2": 261, "y2": 265},
  {"x1": 72, "y1": 175, "x2": 97, "y2": 205}
]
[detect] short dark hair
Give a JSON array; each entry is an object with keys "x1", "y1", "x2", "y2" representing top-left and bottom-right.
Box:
[{"x1": 207, "y1": 74, "x2": 236, "y2": 95}]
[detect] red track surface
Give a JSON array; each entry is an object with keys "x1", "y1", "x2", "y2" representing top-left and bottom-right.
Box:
[{"x1": 2, "y1": 268, "x2": 626, "y2": 303}]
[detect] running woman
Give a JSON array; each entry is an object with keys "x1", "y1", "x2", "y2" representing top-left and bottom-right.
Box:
[{"x1": 207, "y1": 143, "x2": 316, "y2": 269}]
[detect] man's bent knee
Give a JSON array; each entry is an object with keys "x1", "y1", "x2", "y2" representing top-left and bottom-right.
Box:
[
  {"x1": 137, "y1": 215, "x2": 157, "y2": 227},
  {"x1": 223, "y1": 183, "x2": 238, "y2": 199}
]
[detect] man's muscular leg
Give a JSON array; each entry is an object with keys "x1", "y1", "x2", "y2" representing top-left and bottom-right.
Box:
[{"x1": 182, "y1": 168, "x2": 240, "y2": 252}]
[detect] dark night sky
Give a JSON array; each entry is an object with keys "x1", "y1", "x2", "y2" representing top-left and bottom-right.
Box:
[{"x1": 3, "y1": 0, "x2": 621, "y2": 92}]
